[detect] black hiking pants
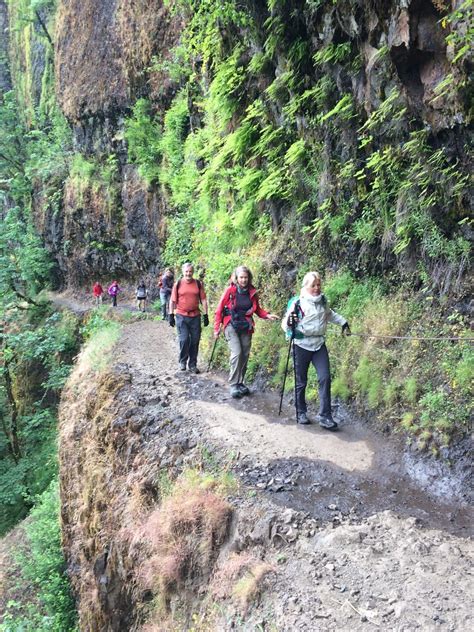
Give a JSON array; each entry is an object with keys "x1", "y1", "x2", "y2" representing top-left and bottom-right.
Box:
[
  {"x1": 176, "y1": 314, "x2": 201, "y2": 368},
  {"x1": 294, "y1": 343, "x2": 332, "y2": 419}
]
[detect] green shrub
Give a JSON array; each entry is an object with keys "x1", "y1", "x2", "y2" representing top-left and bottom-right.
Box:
[
  {"x1": 404, "y1": 377, "x2": 418, "y2": 404},
  {"x1": 353, "y1": 356, "x2": 372, "y2": 394},
  {"x1": 0, "y1": 481, "x2": 78, "y2": 631},
  {"x1": 332, "y1": 375, "x2": 350, "y2": 401},
  {"x1": 124, "y1": 98, "x2": 162, "y2": 183}
]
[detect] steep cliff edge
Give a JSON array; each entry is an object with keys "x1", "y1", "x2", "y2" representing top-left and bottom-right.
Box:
[{"x1": 58, "y1": 312, "x2": 473, "y2": 630}]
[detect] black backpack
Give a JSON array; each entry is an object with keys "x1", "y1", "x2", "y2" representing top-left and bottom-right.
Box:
[{"x1": 225, "y1": 288, "x2": 251, "y2": 333}]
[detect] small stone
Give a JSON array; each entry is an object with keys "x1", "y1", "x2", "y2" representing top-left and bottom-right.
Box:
[{"x1": 328, "y1": 504, "x2": 338, "y2": 511}]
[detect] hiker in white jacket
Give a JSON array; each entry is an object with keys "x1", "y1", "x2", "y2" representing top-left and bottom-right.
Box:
[{"x1": 282, "y1": 271, "x2": 350, "y2": 429}]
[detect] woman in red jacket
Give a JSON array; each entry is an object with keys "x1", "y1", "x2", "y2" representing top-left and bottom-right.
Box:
[
  {"x1": 92, "y1": 281, "x2": 104, "y2": 306},
  {"x1": 214, "y1": 266, "x2": 278, "y2": 398}
]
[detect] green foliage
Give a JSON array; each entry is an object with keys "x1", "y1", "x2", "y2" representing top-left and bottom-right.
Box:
[
  {"x1": 69, "y1": 153, "x2": 97, "y2": 182},
  {"x1": 0, "y1": 206, "x2": 52, "y2": 306},
  {"x1": 159, "y1": 90, "x2": 190, "y2": 196},
  {"x1": 0, "y1": 480, "x2": 78, "y2": 631},
  {"x1": 81, "y1": 321, "x2": 121, "y2": 373},
  {"x1": 0, "y1": 307, "x2": 80, "y2": 534},
  {"x1": 127, "y1": 0, "x2": 471, "y2": 452},
  {"x1": 124, "y1": 98, "x2": 162, "y2": 184},
  {"x1": 443, "y1": 1, "x2": 473, "y2": 64},
  {"x1": 403, "y1": 376, "x2": 418, "y2": 405},
  {"x1": 0, "y1": 409, "x2": 57, "y2": 534},
  {"x1": 313, "y1": 42, "x2": 352, "y2": 66}
]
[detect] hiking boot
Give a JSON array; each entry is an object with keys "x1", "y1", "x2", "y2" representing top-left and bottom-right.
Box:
[
  {"x1": 318, "y1": 415, "x2": 338, "y2": 431},
  {"x1": 297, "y1": 412, "x2": 311, "y2": 425},
  {"x1": 237, "y1": 383, "x2": 250, "y2": 396},
  {"x1": 179, "y1": 362, "x2": 187, "y2": 371},
  {"x1": 189, "y1": 366, "x2": 200, "y2": 374},
  {"x1": 230, "y1": 385, "x2": 243, "y2": 399}
]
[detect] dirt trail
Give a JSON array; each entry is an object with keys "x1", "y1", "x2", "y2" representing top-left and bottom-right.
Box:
[
  {"x1": 57, "y1": 294, "x2": 473, "y2": 630},
  {"x1": 112, "y1": 312, "x2": 472, "y2": 535}
]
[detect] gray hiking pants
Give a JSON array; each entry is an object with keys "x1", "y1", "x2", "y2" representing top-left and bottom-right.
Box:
[
  {"x1": 225, "y1": 324, "x2": 252, "y2": 385},
  {"x1": 294, "y1": 343, "x2": 332, "y2": 418},
  {"x1": 160, "y1": 290, "x2": 170, "y2": 319},
  {"x1": 176, "y1": 314, "x2": 201, "y2": 368}
]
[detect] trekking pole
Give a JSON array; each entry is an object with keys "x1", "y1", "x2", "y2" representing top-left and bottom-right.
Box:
[
  {"x1": 207, "y1": 337, "x2": 218, "y2": 372},
  {"x1": 292, "y1": 329, "x2": 299, "y2": 424},
  {"x1": 278, "y1": 322, "x2": 296, "y2": 416}
]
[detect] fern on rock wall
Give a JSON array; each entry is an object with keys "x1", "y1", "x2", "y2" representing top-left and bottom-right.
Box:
[{"x1": 122, "y1": 0, "x2": 472, "y2": 449}]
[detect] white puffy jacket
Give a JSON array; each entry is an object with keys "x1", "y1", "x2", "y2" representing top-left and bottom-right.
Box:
[{"x1": 281, "y1": 293, "x2": 347, "y2": 351}]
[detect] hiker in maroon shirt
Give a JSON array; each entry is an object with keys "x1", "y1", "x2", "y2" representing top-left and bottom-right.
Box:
[{"x1": 169, "y1": 263, "x2": 209, "y2": 373}]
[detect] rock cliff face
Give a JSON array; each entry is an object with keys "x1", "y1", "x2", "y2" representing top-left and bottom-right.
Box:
[
  {"x1": 40, "y1": 0, "x2": 469, "y2": 285},
  {"x1": 27, "y1": 0, "x2": 183, "y2": 284}
]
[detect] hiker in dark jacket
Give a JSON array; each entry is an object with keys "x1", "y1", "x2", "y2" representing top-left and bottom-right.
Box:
[
  {"x1": 169, "y1": 263, "x2": 208, "y2": 373},
  {"x1": 159, "y1": 268, "x2": 174, "y2": 320},
  {"x1": 136, "y1": 281, "x2": 148, "y2": 312},
  {"x1": 214, "y1": 265, "x2": 278, "y2": 398},
  {"x1": 282, "y1": 271, "x2": 350, "y2": 429}
]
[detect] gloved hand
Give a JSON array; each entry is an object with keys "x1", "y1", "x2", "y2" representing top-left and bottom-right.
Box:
[
  {"x1": 203, "y1": 314, "x2": 209, "y2": 327},
  {"x1": 342, "y1": 322, "x2": 351, "y2": 336},
  {"x1": 169, "y1": 313, "x2": 175, "y2": 327},
  {"x1": 287, "y1": 312, "x2": 298, "y2": 328}
]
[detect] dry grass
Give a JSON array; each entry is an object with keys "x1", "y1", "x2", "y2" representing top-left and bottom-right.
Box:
[
  {"x1": 212, "y1": 552, "x2": 276, "y2": 615},
  {"x1": 232, "y1": 561, "x2": 275, "y2": 613},
  {"x1": 137, "y1": 470, "x2": 233, "y2": 612}
]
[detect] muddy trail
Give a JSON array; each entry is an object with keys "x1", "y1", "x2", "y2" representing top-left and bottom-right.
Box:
[{"x1": 56, "y1": 293, "x2": 473, "y2": 630}]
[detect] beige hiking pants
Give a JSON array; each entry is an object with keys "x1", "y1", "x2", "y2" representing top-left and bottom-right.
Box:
[{"x1": 224, "y1": 324, "x2": 252, "y2": 385}]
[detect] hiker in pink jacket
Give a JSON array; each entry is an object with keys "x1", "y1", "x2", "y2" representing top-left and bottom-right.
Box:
[{"x1": 108, "y1": 281, "x2": 120, "y2": 307}]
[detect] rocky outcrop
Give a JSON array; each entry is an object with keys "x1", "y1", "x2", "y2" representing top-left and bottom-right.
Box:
[
  {"x1": 5, "y1": 0, "x2": 470, "y2": 285},
  {"x1": 31, "y1": 0, "x2": 185, "y2": 283},
  {"x1": 55, "y1": 0, "x2": 183, "y2": 139}
]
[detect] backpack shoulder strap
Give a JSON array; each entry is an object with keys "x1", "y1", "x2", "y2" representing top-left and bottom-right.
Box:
[{"x1": 287, "y1": 296, "x2": 302, "y2": 315}]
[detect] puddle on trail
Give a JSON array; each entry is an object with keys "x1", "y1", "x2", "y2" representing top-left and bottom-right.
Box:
[{"x1": 182, "y1": 370, "x2": 473, "y2": 538}]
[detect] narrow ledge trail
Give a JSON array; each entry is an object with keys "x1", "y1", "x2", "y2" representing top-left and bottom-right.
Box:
[{"x1": 56, "y1": 293, "x2": 473, "y2": 631}]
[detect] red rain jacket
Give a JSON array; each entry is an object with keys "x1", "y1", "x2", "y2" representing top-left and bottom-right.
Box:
[{"x1": 214, "y1": 283, "x2": 269, "y2": 335}]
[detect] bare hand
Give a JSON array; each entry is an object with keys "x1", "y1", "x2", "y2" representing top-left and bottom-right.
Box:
[{"x1": 267, "y1": 314, "x2": 279, "y2": 321}]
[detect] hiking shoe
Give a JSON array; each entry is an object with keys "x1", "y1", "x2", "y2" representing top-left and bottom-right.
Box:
[
  {"x1": 179, "y1": 362, "x2": 187, "y2": 371},
  {"x1": 230, "y1": 385, "x2": 243, "y2": 399},
  {"x1": 237, "y1": 383, "x2": 250, "y2": 396},
  {"x1": 318, "y1": 415, "x2": 338, "y2": 431},
  {"x1": 297, "y1": 412, "x2": 311, "y2": 425},
  {"x1": 189, "y1": 366, "x2": 200, "y2": 374}
]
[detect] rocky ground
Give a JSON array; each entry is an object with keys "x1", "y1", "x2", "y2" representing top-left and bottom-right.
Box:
[{"x1": 55, "y1": 293, "x2": 473, "y2": 631}]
